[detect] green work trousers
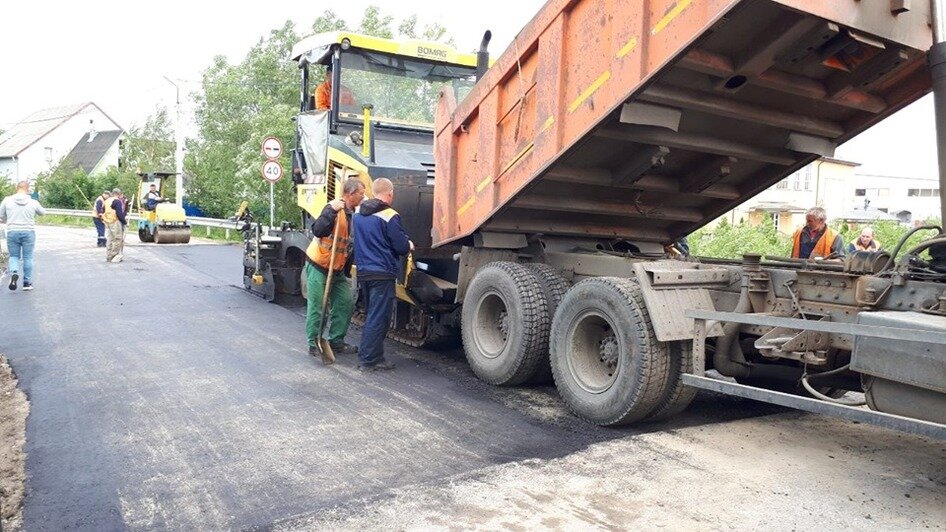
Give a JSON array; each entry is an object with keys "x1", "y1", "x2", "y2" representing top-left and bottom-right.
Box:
[{"x1": 305, "y1": 262, "x2": 354, "y2": 347}]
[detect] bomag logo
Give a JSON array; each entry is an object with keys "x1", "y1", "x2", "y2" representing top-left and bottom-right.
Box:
[{"x1": 417, "y1": 45, "x2": 448, "y2": 60}]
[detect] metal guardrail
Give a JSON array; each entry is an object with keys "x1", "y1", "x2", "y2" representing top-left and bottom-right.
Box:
[{"x1": 43, "y1": 208, "x2": 242, "y2": 237}]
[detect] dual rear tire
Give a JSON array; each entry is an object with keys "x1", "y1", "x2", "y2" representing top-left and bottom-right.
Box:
[
  {"x1": 462, "y1": 264, "x2": 695, "y2": 426},
  {"x1": 549, "y1": 277, "x2": 694, "y2": 426}
]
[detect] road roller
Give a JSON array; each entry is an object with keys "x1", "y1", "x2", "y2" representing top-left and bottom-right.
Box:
[{"x1": 136, "y1": 172, "x2": 191, "y2": 244}]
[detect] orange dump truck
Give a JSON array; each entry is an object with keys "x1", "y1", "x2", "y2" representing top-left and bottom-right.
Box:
[{"x1": 428, "y1": 0, "x2": 946, "y2": 436}]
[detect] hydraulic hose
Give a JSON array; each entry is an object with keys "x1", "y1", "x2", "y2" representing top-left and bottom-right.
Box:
[
  {"x1": 801, "y1": 375, "x2": 867, "y2": 406},
  {"x1": 879, "y1": 225, "x2": 942, "y2": 272},
  {"x1": 898, "y1": 236, "x2": 946, "y2": 262}
]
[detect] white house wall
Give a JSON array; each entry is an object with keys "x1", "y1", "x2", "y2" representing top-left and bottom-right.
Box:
[
  {"x1": 849, "y1": 174, "x2": 941, "y2": 221},
  {"x1": 0, "y1": 158, "x2": 17, "y2": 183},
  {"x1": 14, "y1": 106, "x2": 120, "y2": 182},
  {"x1": 89, "y1": 134, "x2": 123, "y2": 176}
]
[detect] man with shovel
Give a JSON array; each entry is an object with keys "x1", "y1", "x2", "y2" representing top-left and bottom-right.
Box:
[{"x1": 305, "y1": 177, "x2": 366, "y2": 363}]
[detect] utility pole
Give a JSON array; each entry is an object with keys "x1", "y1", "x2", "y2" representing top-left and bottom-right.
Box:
[
  {"x1": 932, "y1": 0, "x2": 946, "y2": 223},
  {"x1": 163, "y1": 75, "x2": 185, "y2": 207}
]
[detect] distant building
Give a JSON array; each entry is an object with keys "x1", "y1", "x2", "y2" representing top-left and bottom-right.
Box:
[
  {"x1": 0, "y1": 102, "x2": 123, "y2": 183},
  {"x1": 723, "y1": 158, "x2": 860, "y2": 235},
  {"x1": 847, "y1": 173, "x2": 941, "y2": 224}
]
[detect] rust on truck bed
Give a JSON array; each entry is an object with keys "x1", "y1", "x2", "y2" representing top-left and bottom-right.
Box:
[{"x1": 433, "y1": 0, "x2": 933, "y2": 246}]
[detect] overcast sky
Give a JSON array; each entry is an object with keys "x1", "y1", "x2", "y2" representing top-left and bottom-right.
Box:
[
  {"x1": 0, "y1": 1, "x2": 543, "y2": 129},
  {"x1": 0, "y1": 0, "x2": 938, "y2": 182}
]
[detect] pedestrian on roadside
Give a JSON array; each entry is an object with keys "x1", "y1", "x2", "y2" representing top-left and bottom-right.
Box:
[
  {"x1": 305, "y1": 177, "x2": 366, "y2": 360},
  {"x1": 352, "y1": 178, "x2": 413, "y2": 372},
  {"x1": 848, "y1": 226, "x2": 880, "y2": 253},
  {"x1": 0, "y1": 180, "x2": 46, "y2": 291},
  {"x1": 103, "y1": 187, "x2": 127, "y2": 263},
  {"x1": 93, "y1": 190, "x2": 111, "y2": 247}
]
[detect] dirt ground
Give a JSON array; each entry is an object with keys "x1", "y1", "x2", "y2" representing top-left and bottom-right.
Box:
[
  {"x1": 0, "y1": 354, "x2": 28, "y2": 532},
  {"x1": 274, "y1": 412, "x2": 946, "y2": 531}
]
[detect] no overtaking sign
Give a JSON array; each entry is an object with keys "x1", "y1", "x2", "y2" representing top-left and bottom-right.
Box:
[
  {"x1": 261, "y1": 136, "x2": 283, "y2": 159},
  {"x1": 261, "y1": 136, "x2": 284, "y2": 183}
]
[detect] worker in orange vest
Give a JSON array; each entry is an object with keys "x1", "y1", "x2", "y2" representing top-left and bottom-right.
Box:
[
  {"x1": 314, "y1": 65, "x2": 356, "y2": 110},
  {"x1": 791, "y1": 207, "x2": 845, "y2": 259},
  {"x1": 304, "y1": 177, "x2": 366, "y2": 358},
  {"x1": 848, "y1": 226, "x2": 880, "y2": 253}
]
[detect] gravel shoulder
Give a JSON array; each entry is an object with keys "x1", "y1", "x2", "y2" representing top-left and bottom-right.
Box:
[{"x1": 0, "y1": 354, "x2": 28, "y2": 532}]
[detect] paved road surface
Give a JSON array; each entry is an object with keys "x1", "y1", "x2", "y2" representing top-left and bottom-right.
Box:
[{"x1": 1, "y1": 226, "x2": 943, "y2": 530}]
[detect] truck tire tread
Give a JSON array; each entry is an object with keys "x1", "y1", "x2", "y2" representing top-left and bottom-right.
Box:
[
  {"x1": 461, "y1": 261, "x2": 550, "y2": 386},
  {"x1": 551, "y1": 277, "x2": 671, "y2": 426}
]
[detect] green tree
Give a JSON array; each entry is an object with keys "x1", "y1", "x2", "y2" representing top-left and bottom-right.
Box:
[
  {"x1": 311, "y1": 10, "x2": 347, "y2": 33},
  {"x1": 358, "y1": 6, "x2": 394, "y2": 38},
  {"x1": 689, "y1": 216, "x2": 793, "y2": 259},
  {"x1": 187, "y1": 20, "x2": 300, "y2": 221},
  {"x1": 0, "y1": 178, "x2": 16, "y2": 199},
  {"x1": 121, "y1": 107, "x2": 175, "y2": 175}
]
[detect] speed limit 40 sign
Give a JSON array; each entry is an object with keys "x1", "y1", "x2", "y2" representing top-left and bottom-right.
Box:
[{"x1": 262, "y1": 160, "x2": 284, "y2": 183}]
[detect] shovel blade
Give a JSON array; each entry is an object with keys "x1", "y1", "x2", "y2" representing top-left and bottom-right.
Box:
[{"x1": 317, "y1": 338, "x2": 336, "y2": 365}]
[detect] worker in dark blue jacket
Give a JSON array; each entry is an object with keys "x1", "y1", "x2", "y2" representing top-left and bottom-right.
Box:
[{"x1": 352, "y1": 178, "x2": 413, "y2": 371}]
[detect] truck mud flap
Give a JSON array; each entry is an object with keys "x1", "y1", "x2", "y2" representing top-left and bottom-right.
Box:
[{"x1": 633, "y1": 261, "x2": 729, "y2": 342}]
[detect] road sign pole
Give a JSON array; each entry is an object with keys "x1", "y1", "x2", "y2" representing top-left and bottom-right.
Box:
[{"x1": 261, "y1": 136, "x2": 284, "y2": 229}]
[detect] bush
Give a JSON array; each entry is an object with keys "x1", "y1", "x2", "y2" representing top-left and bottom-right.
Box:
[
  {"x1": 0, "y1": 179, "x2": 15, "y2": 199},
  {"x1": 34, "y1": 164, "x2": 139, "y2": 210},
  {"x1": 834, "y1": 219, "x2": 942, "y2": 260},
  {"x1": 689, "y1": 216, "x2": 792, "y2": 259},
  {"x1": 690, "y1": 216, "x2": 944, "y2": 261}
]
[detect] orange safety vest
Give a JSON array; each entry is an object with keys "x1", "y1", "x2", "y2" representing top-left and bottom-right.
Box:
[
  {"x1": 852, "y1": 240, "x2": 878, "y2": 252},
  {"x1": 314, "y1": 80, "x2": 355, "y2": 110},
  {"x1": 792, "y1": 226, "x2": 839, "y2": 258},
  {"x1": 305, "y1": 210, "x2": 351, "y2": 271},
  {"x1": 315, "y1": 81, "x2": 332, "y2": 110}
]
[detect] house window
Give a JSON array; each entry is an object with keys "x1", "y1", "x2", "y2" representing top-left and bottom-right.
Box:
[
  {"x1": 855, "y1": 189, "x2": 866, "y2": 196},
  {"x1": 877, "y1": 188, "x2": 889, "y2": 197},
  {"x1": 775, "y1": 180, "x2": 788, "y2": 189},
  {"x1": 909, "y1": 188, "x2": 939, "y2": 197},
  {"x1": 771, "y1": 213, "x2": 780, "y2": 232},
  {"x1": 803, "y1": 167, "x2": 812, "y2": 191},
  {"x1": 793, "y1": 175, "x2": 801, "y2": 190}
]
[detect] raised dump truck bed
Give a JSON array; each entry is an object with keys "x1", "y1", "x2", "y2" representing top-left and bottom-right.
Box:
[{"x1": 433, "y1": 0, "x2": 933, "y2": 246}]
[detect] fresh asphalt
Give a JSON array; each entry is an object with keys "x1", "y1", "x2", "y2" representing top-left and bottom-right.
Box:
[{"x1": 0, "y1": 226, "x2": 782, "y2": 530}]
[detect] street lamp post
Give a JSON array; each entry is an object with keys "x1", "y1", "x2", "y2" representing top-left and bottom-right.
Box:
[{"x1": 163, "y1": 75, "x2": 185, "y2": 208}]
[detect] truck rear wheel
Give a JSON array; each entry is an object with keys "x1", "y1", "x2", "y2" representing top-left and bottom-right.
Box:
[
  {"x1": 550, "y1": 277, "x2": 670, "y2": 426},
  {"x1": 645, "y1": 341, "x2": 697, "y2": 422},
  {"x1": 461, "y1": 261, "x2": 550, "y2": 385},
  {"x1": 524, "y1": 263, "x2": 571, "y2": 384}
]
